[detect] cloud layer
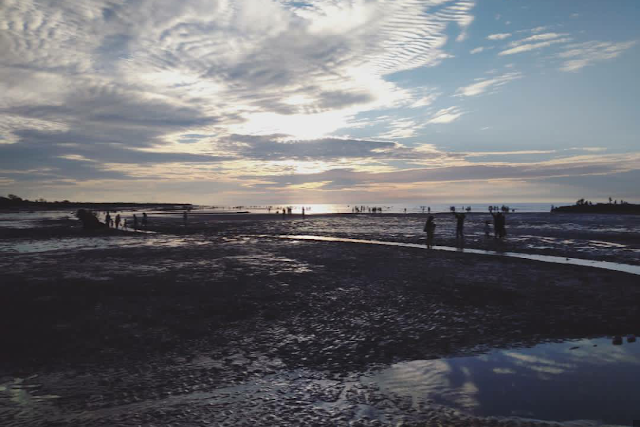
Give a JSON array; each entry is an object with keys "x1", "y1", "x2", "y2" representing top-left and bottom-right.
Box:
[{"x1": 1, "y1": 0, "x2": 638, "y2": 203}]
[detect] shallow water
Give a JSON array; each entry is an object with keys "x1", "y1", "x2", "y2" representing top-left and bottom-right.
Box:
[
  {"x1": 365, "y1": 337, "x2": 640, "y2": 426},
  {"x1": 0, "y1": 234, "x2": 194, "y2": 254},
  {"x1": 0, "y1": 211, "x2": 75, "y2": 229},
  {"x1": 279, "y1": 235, "x2": 640, "y2": 275}
]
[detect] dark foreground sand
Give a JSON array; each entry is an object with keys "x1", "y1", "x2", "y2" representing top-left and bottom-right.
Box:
[{"x1": 1, "y1": 214, "x2": 639, "y2": 426}]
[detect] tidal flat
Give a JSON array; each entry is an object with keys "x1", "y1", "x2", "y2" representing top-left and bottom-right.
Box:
[{"x1": 1, "y1": 210, "x2": 639, "y2": 426}]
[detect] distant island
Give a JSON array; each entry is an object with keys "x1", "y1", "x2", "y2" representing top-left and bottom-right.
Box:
[
  {"x1": 552, "y1": 198, "x2": 640, "y2": 214},
  {"x1": 0, "y1": 194, "x2": 192, "y2": 211}
]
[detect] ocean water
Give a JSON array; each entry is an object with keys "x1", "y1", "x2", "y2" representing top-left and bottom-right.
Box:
[{"x1": 201, "y1": 202, "x2": 564, "y2": 214}]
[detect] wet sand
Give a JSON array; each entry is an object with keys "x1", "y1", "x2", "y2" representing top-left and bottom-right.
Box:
[{"x1": 1, "y1": 212, "x2": 639, "y2": 426}]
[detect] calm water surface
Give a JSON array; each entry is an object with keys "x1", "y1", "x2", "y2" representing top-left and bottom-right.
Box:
[{"x1": 367, "y1": 337, "x2": 640, "y2": 426}]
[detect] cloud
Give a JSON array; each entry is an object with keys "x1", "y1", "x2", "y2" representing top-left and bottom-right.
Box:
[
  {"x1": 0, "y1": 0, "x2": 479, "y2": 192},
  {"x1": 470, "y1": 47, "x2": 485, "y2": 54},
  {"x1": 499, "y1": 36, "x2": 572, "y2": 56},
  {"x1": 427, "y1": 107, "x2": 465, "y2": 125},
  {"x1": 530, "y1": 26, "x2": 548, "y2": 34},
  {"x1": 558, "y1": 40, "x2": 637, "y2": 72},
  {"x1": 218, "y1": 134, "x2": 441, "y2": 161},
  {"x1": 455, "y1": 72, "x2": 522, "y2": 97},
  {"x1": 376, "y1": 119, "x2": 423, "y2": 139},
  {"x1": 239, "y1": 152, "x2": 640, "y2": 191},
  {"x1": 509, "y1": 32, "x2": 569, "y2": 46},
  {"x1": 487, "y1": 33, "x2": 511, "y2": 41}
]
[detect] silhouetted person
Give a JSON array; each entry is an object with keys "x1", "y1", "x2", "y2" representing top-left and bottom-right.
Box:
[
  {"x1": 424, "y1": 215, "x2": 436, "y2": 248},
  {"x1": 133, "y1": 214, "x2": 138, "y2": 230},
  {"x1": 282, "y1": 209, "x2": 286, "y2": 219},
  {"x1": 499, "y1": 213, "x2": 506, "y2": 238},
  {"x1": 302, "y1": 207, "x2": 305, "y2": 218},
  {"x1": 123, "y1": 219, "x2": 128, "y2": 230},
  {"x1": 484, "y1": 220, "x2": 491, "y2": 237},
  {"x1": 105, "y1": 212, "x2": 112, "y2": 228},
  {"x1": 183, "y1": 210, "x2": 188, "y2": 226},
  {"x1": 115, "y1": 214, "x2": 121, "y2": 229},
  {"x1": 452, "y1": 212, "x2": 465, "y2": 239},
  {"x1": 491, "y1": 211, "x2": 506, "y2": 238},
  {"x1": 142, "y1": 212, "x2": 148, "y2": 229},
  {"x1": 427, "y1": 207, "x2": 431, "y2": 214}
]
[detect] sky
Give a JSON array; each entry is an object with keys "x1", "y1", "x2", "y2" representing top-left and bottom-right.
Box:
[{"x1": 1, "y1": 0, "x2": 639, "y2": 205}]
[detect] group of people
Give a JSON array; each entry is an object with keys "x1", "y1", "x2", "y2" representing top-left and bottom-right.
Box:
[
  {"x1": 104, "y1": 211, "x2": 148, "y2": 230},
  {"x1": 423, "y1": 209, "x2": 508, "y2": 246},
  {"x1": 272, "y1": 206, "x2": 310, "y2": 218},
  {"x1": 352, "y1": 206, "x2": 384, "y2": 213}
]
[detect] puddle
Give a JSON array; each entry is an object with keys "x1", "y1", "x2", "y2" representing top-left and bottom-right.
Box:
[
  {"x1": 278, "y1": 235, "x2": 640, "y2": 276},
  {"x1": 365, "y1": 337, "x2": 640, "y2": 426}
]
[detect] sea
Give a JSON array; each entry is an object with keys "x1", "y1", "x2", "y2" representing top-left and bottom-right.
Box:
[{"x1": 202, "y1": 202, "x2": 565, "y2": 214}]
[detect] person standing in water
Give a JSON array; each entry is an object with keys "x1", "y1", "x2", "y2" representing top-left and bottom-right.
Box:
[
  {"x1": 491, "y1": 210, "x2": 506, "y2": 238},
  {"x1": 142, "y1": 212, "x2": 148, "y2": 229},
  {"x1": 105, "y1": 211, "x2": 112, "y2": 228},
  {"x1": 183, "y1": 210, "x2": 188, "y2": 227},
  {"x1": 424, "y1": 215, "x2": 436, "y2": 248},
  {"x1": 498, "y1": 212, "x2": 507, "y2": 238},
  {"x1": 133, "y1": 214, "x2": 138, "y2": 230},
  {"x1": 452, "y1": 211, "x2": 466, "y2": 239},
  {"x1": 115, "y1": 214, "x2": 121, "y2": 229},
  {"x1": 302, "y1": 207, "x2": 305, "y2": 218}
]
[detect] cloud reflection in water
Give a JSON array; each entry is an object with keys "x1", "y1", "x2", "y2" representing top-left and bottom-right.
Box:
[{"x1": 368, "y1": 338, "x2": 640, "y2": 425}]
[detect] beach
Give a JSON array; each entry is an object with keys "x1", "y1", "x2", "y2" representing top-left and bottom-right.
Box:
[{"x1": 1, "y1": 209, "x2": 639, "y2": 426}]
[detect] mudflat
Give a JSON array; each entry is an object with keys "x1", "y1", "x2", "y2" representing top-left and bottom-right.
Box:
[{"x1": 1, "y1": 211, "x2": 639, "y2": 426}]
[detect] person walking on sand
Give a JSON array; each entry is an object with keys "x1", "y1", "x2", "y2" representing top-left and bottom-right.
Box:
[
  {"x1": 115, "y1": 214, "x2": 121, "y2": 229},
  {"x1": 133, "y1": 214, "x2": 138, "y2": 230},
  {"x1": 142, "y1": 212, "x2": 148, "y2": 229},
  {"x1": 452, "y1": 211, "x2": 466, "y2": 239},
  {"x1": 424, "y1": 215, "x2": 436, "y2": 248}
]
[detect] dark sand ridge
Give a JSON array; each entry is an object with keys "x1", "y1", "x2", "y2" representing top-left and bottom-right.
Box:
[
  {"x1": 1, "y1": 213, "x2": 639, "y2": 426},
  {"x1": 277, "y1": 235, "x2": 640, "y2": 275}
]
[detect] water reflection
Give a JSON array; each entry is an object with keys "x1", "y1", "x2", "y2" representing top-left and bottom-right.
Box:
[{"x1": 367, "y1": 338, "x2": 640, "y2": 425}]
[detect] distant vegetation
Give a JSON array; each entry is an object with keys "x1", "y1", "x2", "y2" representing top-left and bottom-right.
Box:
[
  {"x1": 0, "y1": 194, "x2": 192, "y2": 210},
  {"x1": 552, "y1": 198, "x2": 639, "y2": 214}
]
